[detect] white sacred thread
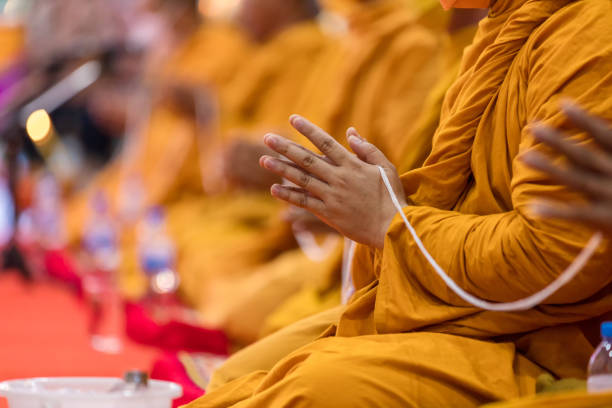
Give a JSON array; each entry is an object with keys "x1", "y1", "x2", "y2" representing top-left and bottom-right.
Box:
[{"x1": 377, "y1": 165, "x2": 604, "y2": 312}]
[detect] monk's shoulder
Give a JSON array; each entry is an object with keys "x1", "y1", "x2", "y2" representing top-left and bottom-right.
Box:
[
  {"x1": 385, "y1": 21, "x2": 440, "y2": 65},
  {"x1": 528, "y1": 0, "x2": 612, "y2": 59}
]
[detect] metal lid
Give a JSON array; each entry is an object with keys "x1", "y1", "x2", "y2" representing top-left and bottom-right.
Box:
[{"x1": 124, "y1": 371, "x2": 149, "y2": 388}]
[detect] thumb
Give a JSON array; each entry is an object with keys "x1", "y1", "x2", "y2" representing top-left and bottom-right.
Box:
[{"x1": 347, "y1": 127, "x2": 391, "y2": 166}]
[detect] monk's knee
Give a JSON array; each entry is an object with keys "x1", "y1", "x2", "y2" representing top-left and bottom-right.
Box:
[
  {"x1": 270, "y1": 343, "x2": 481, "y2": 408},
  {"x1": 280, "y1": 350, "x2": 410, "y2": 408}
]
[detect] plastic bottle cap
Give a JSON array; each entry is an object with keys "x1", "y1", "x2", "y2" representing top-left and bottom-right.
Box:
[
  {"x1": 146, "y1": 206, "x2": 165, "y2": 225},
  {"x1": 601, "y1": 322, "x2": 612, "y2": 338},
  {"x1": 124, "y1": 370, "x2": 148, "y2": 387}
]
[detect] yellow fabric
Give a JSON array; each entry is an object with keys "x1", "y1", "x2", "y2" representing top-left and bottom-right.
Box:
[
  {"x1": 534, "y1": 373, "x2": 585, "y2": 394},
  {"x1": 482, "y1": 391, "x2": 612, "y2": 408},
  {"x1": 207, "y1": 306, "x2": 344, "y2": 392},
  {"x1": 0, "y1": 23, "x2": 23, "y2": 72},
  {"x1": 220, "y1": 21, "x2": 332, "y2": 133},
  {"x1": 185, "y1": 0, "x2": 612, "y2": 406},
  {"x1": 261, "y1": 278, "x2": 341, "y2": 339},
  {"x1": 296, "y1": 0, "x2": 442, "y2": 163}
]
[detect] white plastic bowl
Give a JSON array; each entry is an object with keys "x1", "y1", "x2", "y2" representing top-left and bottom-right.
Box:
[{"x1": 0, "y1": 377, "x2": 182, "y2": 408}]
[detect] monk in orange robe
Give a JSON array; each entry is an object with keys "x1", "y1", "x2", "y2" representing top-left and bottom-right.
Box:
[
  {"x1": 259, "y1": 8, "x2": 485, "y2": 341},
  {"x1": 185, "y1": 0, "x2": 612, "y2": 406}
]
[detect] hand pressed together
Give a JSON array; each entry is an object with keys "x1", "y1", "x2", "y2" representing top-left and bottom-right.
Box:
[{"x1": 259, "y1": 114, "x2": 407, "y2": 249}]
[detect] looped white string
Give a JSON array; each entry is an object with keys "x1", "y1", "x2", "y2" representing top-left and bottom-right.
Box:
[
  {"x1": 341, "y1": 238, "x2": 357, "y2": 304},
  {"x1": 377, "y1": 165, "x2": 604, "y2": 312},
  {"x1": 292, "y1": 224, "x2": 340, "y2": 262}
]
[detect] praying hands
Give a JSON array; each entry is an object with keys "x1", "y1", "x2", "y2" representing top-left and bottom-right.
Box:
[
  {"x1": 259, "y1": 115, "x2": 407, "y2": 249},
  {"x1": 522, "y1": 101, "x2": 612, "y2": 233}
]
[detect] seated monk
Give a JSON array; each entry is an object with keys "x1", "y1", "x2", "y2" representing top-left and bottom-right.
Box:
[
  {"x1": 259, "y1": 7, "x2": 487, "y2": 341},
  {"x1": 184, "y1": 0, "x2": 612, "y2": 406}
]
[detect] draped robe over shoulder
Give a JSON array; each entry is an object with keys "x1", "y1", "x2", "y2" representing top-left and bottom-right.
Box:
[{"x1": 186, "y1": 0, "x2": 612, "y2": 406}]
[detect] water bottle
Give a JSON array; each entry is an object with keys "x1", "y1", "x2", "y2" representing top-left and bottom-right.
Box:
[
  {"x1": 32, "y1": 173, "x2": 66, "y2": 250},
  {"x1": 0, "y1": 175, "x2": 15, "y2": 248},
  {"x1": 117, "y1": 174, "x2": 145, "y2": 226},
  {"x1": 82, "y1": 191, "x2": 123, "y2": 354},
  {"x1": 137, "y1": 206, "x2": 179, "y2": 321},
  {"x1": 588, "y1": 322, "x2": 612, "y2": 392}
]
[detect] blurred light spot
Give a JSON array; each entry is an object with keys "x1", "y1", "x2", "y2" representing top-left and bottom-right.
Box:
[
  {"x1": 201, "y1": 0, "x2": 240, "y2": 19},
  {"x1": 26, "y1": 109, "x2": 52, "y2": 144},
  {"x1": 152, "y1": 269, "x2": 180, "y2": 294}
]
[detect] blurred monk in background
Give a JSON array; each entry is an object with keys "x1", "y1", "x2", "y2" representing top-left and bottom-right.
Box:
[{"x1": 63, "y1": 0, "x2": 332, "y2": 317}]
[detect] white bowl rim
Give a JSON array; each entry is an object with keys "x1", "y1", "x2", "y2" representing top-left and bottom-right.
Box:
[{"x1": 0, "y1": 377, "x2": 183, "y2": 400}]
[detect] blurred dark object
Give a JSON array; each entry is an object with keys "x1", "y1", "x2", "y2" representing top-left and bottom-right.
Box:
[{"x1": 2, "y1": 115, "x2": 31, "y2": 280}]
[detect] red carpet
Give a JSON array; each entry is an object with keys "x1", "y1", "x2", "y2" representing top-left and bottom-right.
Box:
[{"x1": 0, "y1": 272, "x2": 158, "y2": 407}]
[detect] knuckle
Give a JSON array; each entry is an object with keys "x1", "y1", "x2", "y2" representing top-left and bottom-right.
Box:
[
  {"x1": 320, "y1": 139, "x2": 334, "y2": 154},
  {"x1": 299, "y1": 193, "x2": 308, "y2": 208},
  {"x1": 302, "y1": 154, "x2": 315, "y2": 168},
  {"x1": 299, "y1": 172, "x2": 311, "y2": 187}
]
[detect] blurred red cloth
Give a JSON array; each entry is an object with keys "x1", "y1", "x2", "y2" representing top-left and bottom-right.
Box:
[
  {"x1": 151, "y1": 352, "x2": 205, "y2": 408},
  {"x1": 44, "y1": 250, "x2": 230, "y2": 355},
  {"x1": 44, "y1": 249, "x2": 83, "y2": 296},
  {"x1": 0, "y1": 272, "x2": 159, "y2": 407},
  {"x1": 126, "y1": 302, "x2": 229, "y2": 355}
]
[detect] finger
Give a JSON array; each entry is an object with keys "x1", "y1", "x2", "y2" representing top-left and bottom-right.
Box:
[
  {"x1": 531, "y1": 124, "x2": 612, "y2": 174},
  {"x1": 530, "y1": 200, "x2": 612, "y2": 230},
  {"x1": 260, "y1": 156, "x2": 329, "y2": 198},
  {"x1": 521, "y1": 151, "x2": 612, "y2": 200},
  {"x1": 263, "y1": 133, "x2": 335, "y2": 181},
  {"x1": 289, "y1": 114, "x2": 349, "y2": 164},
  {"x1": 347, "y1": 127, "x2": 392, "y2": 167},
  {"x1": 561, "y1": 100, "x2": 612, "y2": 152},
  {"x1": 270, "y1": 184, "x2": 326, "y2": 214}
]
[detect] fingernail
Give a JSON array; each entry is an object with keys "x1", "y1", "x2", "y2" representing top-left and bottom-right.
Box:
[
  {"x1": 529, "y1": 123, "x2": 550, "y2": 140},
  {"x1": 519, "y1": 151, "x2": 538, "y2": 165},
  {"x1": 271, "y1": 184, "x2": 284, "y2": 197},
  {"x1": 529, "y1": 201, "x2": 552, "y2": 217},
  {"x1": 348, "y1": 135, "x2": 362, "y2": 145},
  {"x1": 347, "y1": 127, "x2": 365, "y2": 140},
  {"x1": 263, "y1": 157, "x2": 278, "y2": 170},
  {"x1": 264, "y1": 134, "x2": 277, "y2": 146},
  {"x1": 560, "y1": 98, "x2": 578, "y2": 111},
  {"x1": 290, "y1": 115, "x2": 304, "y2": 128}
]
